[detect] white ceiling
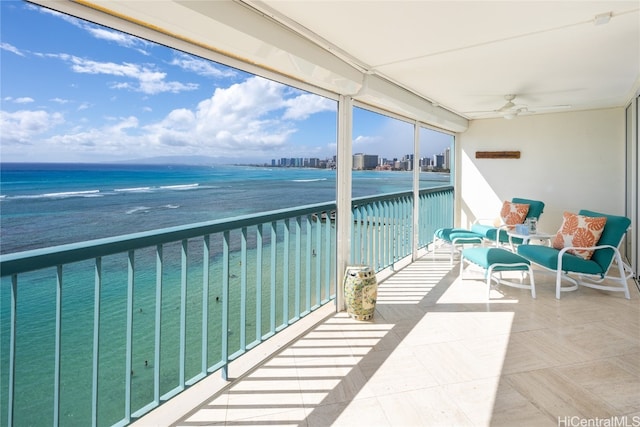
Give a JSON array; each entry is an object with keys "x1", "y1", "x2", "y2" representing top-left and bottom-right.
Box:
[
  {"x1": 36, "y1": 0, "x2": 640, "y2": 125},
  {"x1": 250, "y1": 0, "x2": 640, "y2": 120}
]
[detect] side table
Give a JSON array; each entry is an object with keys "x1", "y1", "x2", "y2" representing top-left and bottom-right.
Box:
[{"x1": 507, "y1": 230, "x2": 554, "y2": 250}]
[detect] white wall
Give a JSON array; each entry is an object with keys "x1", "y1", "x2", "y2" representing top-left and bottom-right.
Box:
[{"x1": 455, "y1": 108, "x2": 626, "y2": 234}]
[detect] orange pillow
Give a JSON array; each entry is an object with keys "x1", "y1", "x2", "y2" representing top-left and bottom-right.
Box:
[
  {"x1": 552, "y1": 212, "x2": 607, "y2": 260},
  {"x1": 500, "y1": 201, "x2": 530, "y2": 225}
]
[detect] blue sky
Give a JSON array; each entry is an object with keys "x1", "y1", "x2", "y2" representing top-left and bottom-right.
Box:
[{"x1": 1, "y1": 1, "x2": 451, "y2": 163}]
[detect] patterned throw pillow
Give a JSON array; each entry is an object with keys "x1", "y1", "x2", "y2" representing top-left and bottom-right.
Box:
[
  {"x1": 500, "y1": 201, "x2": 530, "y2": 225},
  {"x1": 552, "y1": 212, "x2": 607, "y2": 260}
]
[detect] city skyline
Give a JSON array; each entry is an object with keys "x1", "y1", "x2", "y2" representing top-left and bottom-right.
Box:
[{"x1": 271, "y1": 147, "x2": 451, "y2": 171}]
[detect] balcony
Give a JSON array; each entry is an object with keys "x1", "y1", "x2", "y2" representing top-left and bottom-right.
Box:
[
  {"x1": 2, "y1": 1, "x2": 638, "y2": 425},
  {"x1": 1, "y1": 187, "x2": 454, "y2": 427},
  {"x1": 136, "y1": 256, "x2": 640, "y2": 426},
  {"x1": 3, "y1": 185, "x2": 639, "y2": 426}
]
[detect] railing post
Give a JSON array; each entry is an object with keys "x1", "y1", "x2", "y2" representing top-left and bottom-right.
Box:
[
  {"x1": 92, "y1": 258, "x2": 102, "y2": 427},
  {"x1": 324, "y1": 214, "x2": 332, "y2": 302},
  {"x1": 240, "y1": 228, "x2": 247, "y2": 351},
  {"x1": 179, "y1": 240, "x2": 188, "y2": 388},
  {"x1": 255, "y1": 225, "x2": 263, "y2": 341},
  {"x1": 270, "y1": 221, "x2": 277, "y2": 332},
  {"x1": 305, "y1": 215, "x2": 312, "y2": 313},
  {"x1": 8, "y1": 275, "x2": 17, "y2": 427},
  {"x1": 314, "y1": 215, "x2": 322, "y2": 306},
  {"x1": 154, "y1": 245, "x2": 163, "y2": 402},
  {"x1": 283, "y1": 219, "x2": 290, "y2": 324},
  {"x1": 221, "y1": 231, "x2": 230, "y2": 381},
  {"x1": 54, "y1": 265, "x2": 62, "y2": 427},
  {"x1": 294, "y1": 216, "x2": 301, "y2": 318},
  {"x1": 202, "y1": 236, "x2": 210, "y2": 375},
  {"x1": 125, "y1": 251, "x2": 134, "y2": 423}
]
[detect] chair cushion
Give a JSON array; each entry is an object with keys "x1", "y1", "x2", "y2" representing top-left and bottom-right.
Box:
[
  {"x1": 552, "y1": 212, "x2": 607, "y2": 260},
  {"x1": 472, "y1": 198, "x2": 544, "y2": 244},
  {"x1": 435, "y1": 228, "x2": 483, "y2": 244},
  {"x1": 512, "y1": 198, "x2": 545, "y2": 220},
  {"x1": 517, "y1": 244, "x2": 604, "y2": 275},
  {"x1": 462, "y1": 247, "x2": 530, "y2": 271},
  {"x1": 578, "y1": 210, "x2": 631, "y2": 271},
  {"x1": 500, "y1": 201, "x2": 530, "y2": 225}
]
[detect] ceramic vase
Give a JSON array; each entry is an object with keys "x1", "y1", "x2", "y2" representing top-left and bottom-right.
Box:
[{"x1": 343, "y1": 265, "x2": 378, "y2": 321}]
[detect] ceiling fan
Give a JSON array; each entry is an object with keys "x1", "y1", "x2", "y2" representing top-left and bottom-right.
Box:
[{"x1": 466, "y1": 94, "x2": 571, "y2": 119}]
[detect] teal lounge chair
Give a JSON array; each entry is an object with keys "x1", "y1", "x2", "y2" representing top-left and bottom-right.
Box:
[
  {"x1": 472, "y1": 198, "x2": 545, "y2": 246},
  {"x1": 432, "y1": 227, "x2": 484, "y2": 264},
  {"x1": 517, "y1": 210, "x2": 632, "y2": 299}
]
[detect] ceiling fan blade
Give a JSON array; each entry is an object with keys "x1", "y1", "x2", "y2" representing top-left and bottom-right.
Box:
[
  {"x1": 528, "y1": 105, "x2": 571, "y2": 112},
  {"x1": 464, "y1": 109, "x2": 498, "y2": 114},
  {"x1": 497, "y1": 94, "x2": 518, "y2": 111},
  {"x1": 464, "y1": 94, "x2": 571, "y2": 119},
  {"x1": 498, "y1": 100, "x2": 516, "y2": 112}
]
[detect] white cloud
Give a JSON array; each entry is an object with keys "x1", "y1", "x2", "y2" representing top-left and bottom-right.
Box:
[
  {"x1": 38, "y1": 116, "x2": 147, "y2": 158},
  {"x1": 353, "y1": 134, "x2": 381, "y2": 150},
  {"x1": 1, "y1": 42, "x2": 24, "y2": 56},
  {"x1": 86, "y1": 27, "x2": 147, "y2": 51},
  {"x1": 0, "y1": 110, "x2": 64, "y2": 144},
  {"x1": 144, "y1": 76, "x2": 294, "y2": 154},
  {"x1": 14, "y1": 97, "x2": 35, "y2": 104},
  {"x1": 52, "y1": 54, "x2": 199, "y2": 95},
  {"x1": 283, "y1": 93, "x2": 335, "y2": 120},
  {"x1": 141, "y1": 76, "x2": 335, "y2": 157},
  {"x1": 109, "y1": 116, "x2": 139, "y2": 133},
  {"x1": 1, "y1": 76, "x2": 336, "y2": 161},
  {"x1": 34, "y1": 3, "x2": 151, "y2": 53},
  {"x1": 33, "y1": 4, "x2": 78, "y2": 22},
  {"x1": 170, "y1": 53, "x2": 236, "y2": 78}
]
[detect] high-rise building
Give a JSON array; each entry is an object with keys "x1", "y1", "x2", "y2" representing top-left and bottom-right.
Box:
[
  {"x1": 444, "y1": 147, "x2": 451, "y2": 170},
  {"x1": 433, "y1": 153, "x2": 445, "y2": 169},
  {"x1": 352, "y1": 153, "x2": 379, "y2": 170}
]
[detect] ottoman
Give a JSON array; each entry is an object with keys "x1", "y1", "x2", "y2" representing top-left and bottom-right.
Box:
[
  {"x1": 433, "y1": 228, "x2": 484, "y2": 264},
  {"x1": 460, "y1": 247, "x2": 536, "y2": 298}
]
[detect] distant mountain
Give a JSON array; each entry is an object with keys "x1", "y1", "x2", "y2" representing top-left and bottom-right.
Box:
[{"x1": 117, "y1": 155, "x2": 237, "y2": 165}]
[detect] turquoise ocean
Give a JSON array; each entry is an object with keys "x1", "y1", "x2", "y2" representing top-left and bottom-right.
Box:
[{"x1": 0, "y1": 163, "x2": 450, "y2": 426}]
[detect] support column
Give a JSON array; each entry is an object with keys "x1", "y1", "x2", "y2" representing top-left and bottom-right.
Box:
[
  {"x1": 335, "y1": 95, "x2": 353, "y2": 312},
  {"x1": 412, "y1": 122, "x2": 420, "y2": 261}
]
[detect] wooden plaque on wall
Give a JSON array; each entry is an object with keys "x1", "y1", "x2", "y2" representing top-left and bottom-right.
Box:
[{"x1": 475, "y1": 151, "x2": 521, "y2": 159}]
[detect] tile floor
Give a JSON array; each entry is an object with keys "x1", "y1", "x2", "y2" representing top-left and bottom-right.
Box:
[{"x1": 134, "y1": 255, "x2": 640, "y2": 427}]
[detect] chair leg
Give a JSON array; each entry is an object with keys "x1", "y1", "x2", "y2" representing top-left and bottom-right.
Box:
[
  {"x1": 432, "y1": 234, "x2": 445, "y2": 262},
  {"x1": 432, "y1": 234, "x2": 438, "y2": 261},
  {"x1": 614, "y1": 252, "x2": 631, "y2": 299},
  {"x1": 528, "y1": 266, "x2": 536, "y2": 299},
  {"x1": 556, "y1": 268, "x2": 563, "y2": 299},
  {"x1": 432, "y1": 234, "x2": 452, "y2": 263},
  {"x1": 486, "y1": 265, "x2": 493, "y2": 299},
  {"x1": 450, "y1": 242, "x2": 455, "y2": 265}
]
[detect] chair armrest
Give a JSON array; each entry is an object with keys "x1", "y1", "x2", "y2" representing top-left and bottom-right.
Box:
[
  {"x1": 558, "y1": 244, "x2": 617, "y2": 255},
  {"x1": 495, "y1": 224, "x2": 515, "y2": 232},
  {"x1": 556, "y1": 244, "x2": 619, "y2": 270}
]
